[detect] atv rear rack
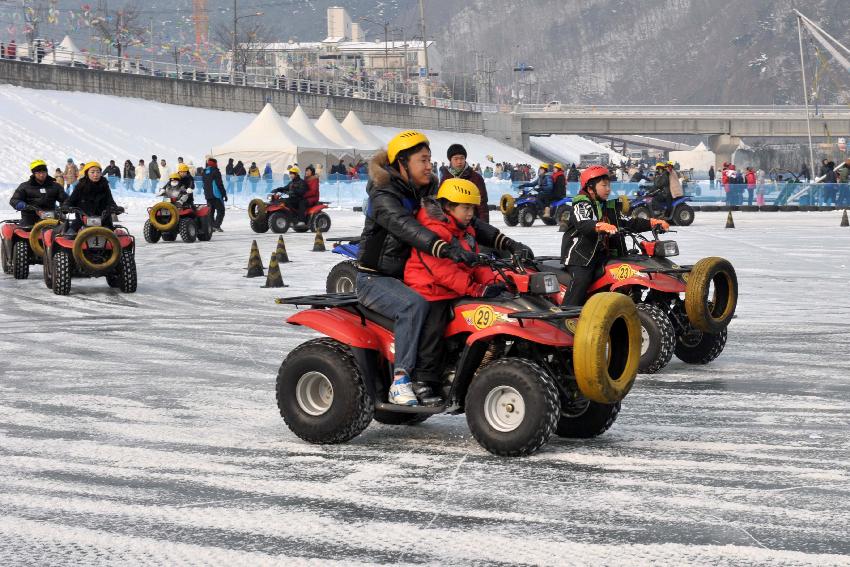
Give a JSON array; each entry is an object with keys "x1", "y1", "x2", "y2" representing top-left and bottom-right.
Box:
[
  {"x1": 640, "y1": 266, "x2": 693, "y2": 275},
  {"x1": 276, "y1": 293, "x2": 359, "y2": 308},
  {"x1": 325, "y1": 236, "x2": 362, "y2": 244},
  {"x1": 508, "y1": 307, "x2": 583, "y2": 321}
]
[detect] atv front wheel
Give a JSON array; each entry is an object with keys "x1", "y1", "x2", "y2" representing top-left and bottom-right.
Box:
[
  {"x1": 12, "y1": 239, "x2": 30, "y2": 279},
  {"x1": 326, "y1": 260, "x2": 359, "y2": 294},
  {"x1": 312, "y1": 212, "x2": 332, "y2": 233},
  {"x1": 269, "y1": 212, "x2": 290, "y2": 234},
  {"x1": 636, "y1": 303, "x2": 675, "y2": 374},
  {"x1": 277, "y1": 338, "x2": 374, "y2": 444},
  {"x1": 179, "y1": 218, "x2": 198, "y2": 243},
  {"x1": 197, "y1": 217, "x2": 214, "y2": 241},
  {"x1": 1, "y1": 242, "x2": 11, "y2": 274},
  {"x1": 42, "y1": 252, "x2": 53, "y2": 288},
  {"x1": 116, "y1": 249, "x2": 137, "y2": 293},
  {"x1": 249, "y1": 217, "x2": 269, "y2": 233},
  {"x1": 143, "y1": 220, "x2": 161, "y2": 243},
  {"x1": 465, "y1": 358, "x2": 560, "y2": 457},
  {"x1": 673, "y1": 203, "x2": 695, "y2": 226},
  {"x1": 161, "y1": 231, "x2": 178, "y2": 242},
  {"x1": 555, "y1": 400, "x2": 620, "y2": 438},
  {"x1": 675, "y1": 327, "x2": 727, "y2": 365},
  {"x1": 503, "y1": 212, "x2": 519, "y2": 227},
  {"x1": 52, "y1": 249, "x2": 72, "y2": 295},
  {"x1": 518, "y1": 206, "x2": 536, "y2": 227}
]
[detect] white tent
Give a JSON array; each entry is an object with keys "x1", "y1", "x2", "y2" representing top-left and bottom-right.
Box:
[
  {"x1": 50, "y1": 35, "x2": 85, "y2": 65},
  {"x1": 287, "y1": 106, "x2": 347, "y2": 169},
  {"x1": 315, "y1": 109, "x2": 367, "y2": 163},
  {"x1": 210, "y1": 103, "x2": 326, "y2": 175},
  {"x1": 341, "y1": 111, "x2": 384, "y2": 152},
  {"x1": 669, "y1": 141, "x2": 716, "y2": 173}
]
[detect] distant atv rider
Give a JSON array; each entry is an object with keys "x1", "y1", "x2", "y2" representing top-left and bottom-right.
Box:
[
  {"x1": 560, "y1": 165, "x2": 669, "y2": 306},
  {"x1": 9, "y1": 159, "x2": 67, "y2": 226},
  {"x1": 272, "y1": 166, "x2": 308, "y2": 222},
  {"x1": 158, "y1": 173, "x2": 194, "y2": 207}
]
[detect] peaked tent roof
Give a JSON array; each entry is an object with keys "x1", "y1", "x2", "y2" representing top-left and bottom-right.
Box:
[
  {"x1": 315, "y1": 109, "x2": 363, "y2": 151},
  {"x1": 210, "y1": 103, "x2": 325, "y2": 173},
  {"x1": 288, "y1": 106, "x2": 345, "y2": 152},
  {"x1": 51, "y1": 35, "x2": 85, "y2": 64},
  {"x1": 341, "y1": 111, "x2": 383, "y2": 151}
]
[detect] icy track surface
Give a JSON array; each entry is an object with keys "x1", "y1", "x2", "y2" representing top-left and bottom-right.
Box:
[{"x1": 1, "y1": 208, "x2": 849, "y2": 566}]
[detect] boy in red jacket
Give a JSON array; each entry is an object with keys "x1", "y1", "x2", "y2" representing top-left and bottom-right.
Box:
[{"x1": 404, "y1": 178, "x2": 505, "y2": 404}]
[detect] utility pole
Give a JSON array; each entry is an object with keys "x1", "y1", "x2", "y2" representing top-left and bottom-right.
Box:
[
  {"x1": 796, "y1": 11, "x2": 816, "y2": 178},
  {"x1": 232, "y1": 0, "x2": 237, "y2": 81},
  {"x1": 418, "y1": 0, "x2": 430, "y2": 97}
]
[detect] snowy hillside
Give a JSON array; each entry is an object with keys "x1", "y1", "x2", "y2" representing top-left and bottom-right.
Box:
[{"x1": 0, "y1": 84, "x2": 538, "y2": 184}]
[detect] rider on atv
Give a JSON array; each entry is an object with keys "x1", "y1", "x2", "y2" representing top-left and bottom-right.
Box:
[
  {"x1": 158, "y1": 173, "x2": 194, "y2": 207},
  {"x1": 62, "y1": 162, "x2": 124, "y2": 236},
  {"x1": 176, "y1": 163, "x2": 195, "y2": 190},
  {"x1": 561, "y1": 165, "x2": 668, "y2": 306},
  {"x1": 651, "y1": 161, "x2": 673, "y2": 215},
  {"x1": 518, "y1": 163, "x2": 555, "y2": 211},
  {"x1": 271, "y1": 166, "x2": 309, "y2": 223},
  {"x1": 9, "y1": 160, "x2": 67, "y2": 226},
  {"x1": 357, "y1": 130, "x2": 533, "y2": 407}
]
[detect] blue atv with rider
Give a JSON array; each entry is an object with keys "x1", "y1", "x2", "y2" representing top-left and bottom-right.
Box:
[
  {"x1": 630, "y1": 187, "x2": 695, "y2": 226},
  {"x1": 498, "y1": 188, "x2": 558, "y2": 227}
]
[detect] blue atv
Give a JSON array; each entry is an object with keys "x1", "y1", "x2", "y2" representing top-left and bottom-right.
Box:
[
  {"x1": 325, "y1": 236, "x2": 360, "y2": 293},
  {"x1": 498, "y1": 188, "x2": 558, "y2": 227},
  {"x1": 630, "y1": 188, "x2": 695, "y2": 226}
]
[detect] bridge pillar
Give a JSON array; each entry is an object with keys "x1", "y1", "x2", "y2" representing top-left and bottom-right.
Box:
[{"x1": 708, "y1": 134, "x2": 742, "y2": 169}]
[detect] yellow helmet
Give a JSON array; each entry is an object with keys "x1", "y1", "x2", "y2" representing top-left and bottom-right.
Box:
[
  {"x1": 177, "y1": 163, "x2": 190, "y2": 173},
  {"x1": 436, "y1": 178, "x2": 481, "y2": 205},
  {"x1": 553, "y1": 163, "x2": 564, "y2": 170},
  {"x1": 169, "y1": 173, "x2": 181, "y2": 180},
  {"x1": 666, "y1": 160, "x2": 674, "y2": 166},
  {"x1": 30, "y1": 159, "x2": 48, "y2": 172},
  {"x1": 539, "y1": 163, "x2": 549, "y2": 170},
  {"x1": 288, "y1": 166, "x2": 301, "y2": 175},
  {"x1": 387, "y1": 130, "x2": 430, "y2": 164},
  {"x1": 655, "y1": 162, "x2": 666, "y2": 169},
  {"x1": 80, "y1": 161, "x2": 102, "y2": 177}
]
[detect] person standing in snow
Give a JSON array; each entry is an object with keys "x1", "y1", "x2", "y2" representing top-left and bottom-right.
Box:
[
  {"x1": 263, "y1": 163, "x2": 274, "y2": 191},
  {"x1": 103, "y1": 160, "x2": 121, "y2": 190},
  {"x1": 708, "y1": 165, "x2": 715, "y2": 188},
  {"x1": 63, "y1": 159, "x2": 79, "y2": 191},
  {"x1": 122, "y1": 160, "x2": 135, "y2": 192},
  {"x1": 438, "y1": 143, "x2": 489, "y2": 223},
  {"x1": 233, "y1": 160, "x2": 246, "y2": 201},
  {"x1": 135, "y1": 159, "x2": 147, "y2": 191},
  {"x1": 159, "y1": 158, "x2": 171, "y2": 181},
  {"x1": 202, "y1": 158, "x2": 227, "y2": 231},
  {"x1": 148, "y1": 155, "x2": 161, "y2": 193}
]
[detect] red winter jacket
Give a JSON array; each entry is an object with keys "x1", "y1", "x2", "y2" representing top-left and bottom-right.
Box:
[
  {"x1": 304, "y1": 176, "x2": 320, "y2": 206},
  {"x1": 404, "y1": 199, "x2": 497, "y2": 301},
  {"x1": 745, "y1": 170, "x2": 756, "y2": 186}
]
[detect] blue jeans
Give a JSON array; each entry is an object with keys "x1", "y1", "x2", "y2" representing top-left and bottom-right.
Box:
[{"x1": 356, "y1": 273, "x2": 429, "y2": 375}]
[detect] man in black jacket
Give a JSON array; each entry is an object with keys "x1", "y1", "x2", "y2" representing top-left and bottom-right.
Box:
[
  {"x1": 439, "y1": 143, "x2": 489, "y2": 222},
  {"x1": 202, "y1": 158, "x2": 227, "y2": 231},
  {"x1": 357, "y1": 131, "x2": 532, "y2": 406},
  {"x1": 561, "y1": 165, "x2": 668, "y2": 306},
  {"x1": 10, "y1": 159, "x2": 67, "y2": 226},
  {"x1": 272, "y1": 166, "x2": 308, "y2": 221}
]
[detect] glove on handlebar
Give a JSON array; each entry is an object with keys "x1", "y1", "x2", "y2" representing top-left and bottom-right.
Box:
[
  {"x1": 473, "y1": 282, "x2": 506, "y2": 298},
  {"x1": 595, "y1": 222, "x2": 618, "y2": 234},
  {"x1": 439, "y1": 241, "x2": 479, "y2": 267}
]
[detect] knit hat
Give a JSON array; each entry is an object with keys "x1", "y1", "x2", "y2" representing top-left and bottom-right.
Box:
[{"x1": 447, "y1": 143, "x2": 467, "y2": 160}]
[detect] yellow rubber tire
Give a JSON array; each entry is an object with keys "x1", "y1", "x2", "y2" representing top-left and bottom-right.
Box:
[
  {"x1": 248, "y1": 198, "x2": 268, "y2": 222},
  {"x1": 149, "y1": 202, "x2": 179, "y2": 232},
  {"x1": 72, "y1": 227, "x2": 122, "y2": 275},
  {"x1": 28, "y1": 218, "x2": 60, "y2": 257},
  {"x1": 684, "y1": 256, "x2": 738, "y2": 333},
  {"x1": 572, "y1": 292, "x2": 641, "y2": 404},
  {"x1": 499, "y1": 194, "x2": 515, "y2": 215},
  {"x1": 618, "y1": 194, "x2": 630, "y2": 215}
]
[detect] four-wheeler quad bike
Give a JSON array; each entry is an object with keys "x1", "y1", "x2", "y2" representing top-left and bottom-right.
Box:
[
  {"x1": 248, "y1": 194, "x2": 332, "y2": 234},
  {"x1": 630, "y1": 187, "x2": 695, "y2": 227},
  {"x1": 1, "y1": 208, "x2": 60, "y2": 280},
  {"x1": 275, "y1": 254, "x2": 642, "y2": 457},
  {"x1": 41, "y1": 207, "x2": 137, "y2": 295},
  {"x1": 498, "y1": 188, "x2": 559, "y2": 227},
  {"x1": 143, "y1": 198, "x2": 214, "y2": 244},
  {"x1": 532, "y1": 226, "x2": 737, "y2": 374},
  {"x1": 325, "y1": 236, "x2": 361, "y2": 293}
]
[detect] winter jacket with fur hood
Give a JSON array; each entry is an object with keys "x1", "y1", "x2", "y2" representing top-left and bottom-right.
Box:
[{"x1": 404, "y1": 198, "x2": 496, "y2": 300}]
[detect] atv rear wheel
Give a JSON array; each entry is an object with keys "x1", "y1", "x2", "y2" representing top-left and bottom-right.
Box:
[
  {"x1": 556, "y1": 205, "x2": 569, "y2": 227},
  {"x1": 277, "y1": 338, "x2": 373, "y2": 444},
  {"x1": 503, "y1": 212, "x2": 519, "y2": 227},
  {"x1": 632, "y1": 206, "x2": 651, "y2": 220},
  {"x1": 555, "y1": 400, "x2": 620, "y2": 438},
  {"x1": 12, "y1": 239, "x2": 30, "y2": 279},
  {"x1": 249, "y1": 217, "x2": 269, "y2": 233},
  {"x1": 179, "y1": 218, "x2": 198, "y2": 243},
  {"x1": 143, "y1": 220, "x2": 161, "y2": 243},
  {"x1": 518, "y1": 206, "x2": 536, "y2": 227},
  {"x1": 52, "y1": 249, "x2": 72, "y2": 295},
  {"x1": 675, "y1": 327, "x2": 727, "y2": 365},
  {"x1": 326, "y1": 260, "x2": 359, "y2": 294},
  {"x1": 636, "y1": 303, "x2": 675, "y2": 374},
  {"x1": 312, "y1": 212, "x2": 332, "y2": 233},
  {"x1": 373, "y1": 411, "x2": 430, "y2": 425},
  {"x1": 465, "y1": 358, "x2": 560, "y2": 457},
  {"x1": 269, "y1": 212, "x2": 290, "y2": 234},
  {"x1": 673, "y1": 203, "x2": 695, "y2": 226},
  {"x1": 197, "y1": 217, "x2": 214, "y2": 241}
]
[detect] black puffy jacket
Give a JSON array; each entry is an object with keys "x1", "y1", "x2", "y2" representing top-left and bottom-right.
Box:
[
  {"x1": 561, "y1": 193, "x2": 652, "y2": 266},
  {"x1": 64, "y1": 177, "x2": 117, "y2": 217},
  {"x1": 10, "y1": 175, "x2": 67, "y2": 212},
  {"x1": 358, "y1": 151, "x2": 508, "y2": 279}
]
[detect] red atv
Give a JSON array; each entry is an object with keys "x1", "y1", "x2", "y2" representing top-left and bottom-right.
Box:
[
  {"x1": 1, "y1": 208, "x2": 60, "y2": 279},
  {"x1": 532, "y1": 227, "x2": 737, "y2": 374},
  {"x1": 41, "y1": 206, "x2": 137, "y2": 295},
  {"x1": 275, "y1": 255, "x2": 642, "y2": 457},
  {"x1": 143, "y1": 199, "x2": 213, "y2": 243},
  {"x1": 248, "y1": 194, "x2": 331, "y2": 234}
]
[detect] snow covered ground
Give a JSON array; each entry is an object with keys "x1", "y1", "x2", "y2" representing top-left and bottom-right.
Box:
[{"x1": 1, "y1": 206, "x2": 849, "y2": 565}]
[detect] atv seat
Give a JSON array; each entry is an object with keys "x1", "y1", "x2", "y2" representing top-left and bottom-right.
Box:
[
  {"x1": 538, "y1": 260, "x2": 573, "y2": 287},
  {"x1": 343, "y1": 305, "x2": 394, "y2": 331}
]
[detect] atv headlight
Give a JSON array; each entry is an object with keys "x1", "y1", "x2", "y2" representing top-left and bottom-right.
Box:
[
  {"x1": 654, "y1": 241, "x2": 679, "y2": 257},
  {"x1": 529, "y1": 272, "x2": 560, "y2": 295}
]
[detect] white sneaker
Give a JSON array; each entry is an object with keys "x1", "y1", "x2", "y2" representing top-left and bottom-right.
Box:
[{"x1": 389, "y1": 373, "x2": 418, "y2": 406}]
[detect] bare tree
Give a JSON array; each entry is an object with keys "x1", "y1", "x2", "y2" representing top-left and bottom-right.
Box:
[
  {"x1": 213, "y1": 18, "x2": 272, "y2": 75},
  {"x1": 90, "y1": 4, "x2": 147, "y2": 59}
]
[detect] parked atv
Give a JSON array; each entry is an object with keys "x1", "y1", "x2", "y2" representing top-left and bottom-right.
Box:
[
  {"x1": 41, "y1": 207, "x2": 137, "y2": 295},
  {"x1": 248, "y1": 194, "x2": 331, "y2": 234},
  {"x1": 325, "y1": 236, "x2": 361, "y2": 293},
  {"x1": 143, "y1": 199, "x2": 213, "y2": 243},
  {"x1": 630, "y1": 188, "x2": 695, "y2": 226},
  {"x1": 498, "y1": 189, "x2": 558, "y2": 227},
  {"x1": 1, "y1": 208, "x2": 60, "y2": 279},
  {"x1": 533, "y1": 227, "x2": 737, "y2": 374},
  {"x1": 275, "y1": 255, "x2": 642, "y2": 457}
]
